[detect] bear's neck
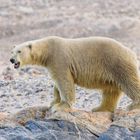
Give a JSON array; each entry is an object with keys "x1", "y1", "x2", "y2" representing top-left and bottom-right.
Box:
[{"x1": 32, "y1": 52, "x2": 48, "y2": 67}]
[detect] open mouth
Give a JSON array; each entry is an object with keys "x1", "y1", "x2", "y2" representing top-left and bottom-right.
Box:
[{"x1": 14, "y1": 62, "x2": 20, "y2": 69}]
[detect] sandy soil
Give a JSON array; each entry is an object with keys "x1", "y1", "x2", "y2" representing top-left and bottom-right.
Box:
[{"x1": 0, "y1": 0, "x2": 140, "y2": 114}]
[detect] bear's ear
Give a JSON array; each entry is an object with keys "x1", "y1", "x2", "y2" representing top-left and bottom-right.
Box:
[{"x1": 28, "y1": 44, "x2": 32, "y2": 50}]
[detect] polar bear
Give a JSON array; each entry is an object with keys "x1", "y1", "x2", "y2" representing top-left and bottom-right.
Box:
[{"x1": 10, "y1": 36, "x2": 140, "y2": 112}]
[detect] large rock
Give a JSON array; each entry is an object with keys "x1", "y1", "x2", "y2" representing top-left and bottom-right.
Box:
[
  {"x1": 0, "y1": 119, "x2": 97, "y2": 140},
  {"x1": 99, "y1": 109, "x2": 140, "y2": 140},
  {"x1": 0, "y1": 107, "x2": 140, "y2": 140},
  {"x1": 0, "y1": 106, "x2": 112, "y2": 140}
]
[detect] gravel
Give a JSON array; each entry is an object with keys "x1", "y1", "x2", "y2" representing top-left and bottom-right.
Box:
[{"x1": 0, "y1": 66, "x2": 131, "y2": 114}]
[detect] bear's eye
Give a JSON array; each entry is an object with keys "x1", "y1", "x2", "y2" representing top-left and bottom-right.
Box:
[
  {"x1": 17, "y1": 50, "x2": 21, "y2": 53},
  {"x1": 28, "y1": 44, "x2": 32, "y2": 49}
]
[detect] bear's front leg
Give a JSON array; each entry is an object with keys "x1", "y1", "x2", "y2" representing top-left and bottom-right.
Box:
[
  {"x1": 50, "y1": 70, "x2": 75, "y2": 112},
  {"x1": 50, "y1": 85, "x2": 61, "y2": 107},
  {"x1": 51, "y1": 101, "x2": 72, "y2": 112}
]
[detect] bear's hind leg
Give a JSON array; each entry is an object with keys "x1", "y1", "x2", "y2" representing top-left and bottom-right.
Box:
[
  {"x1": 92, "y1": 87, "x2": 122, "y2": 112},
  {"x1": 124, "y1": 78, "x2": 140, "y2": 111}
]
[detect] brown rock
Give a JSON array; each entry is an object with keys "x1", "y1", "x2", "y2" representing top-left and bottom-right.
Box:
[
  {"x1": 11, "y1": 107, "x2": 112, "y2": 135},
  {"x1": 46, "y1": 109, "x2": 112, "y2": 135},
  {"x1": 0, "y1": 112, "x2": 16, "y2": 127},
  {"x1": 0, "y1": 112, "x2": 8, "y2": 121}
]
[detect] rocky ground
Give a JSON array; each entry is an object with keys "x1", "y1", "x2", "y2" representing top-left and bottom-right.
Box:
[
  {"x1": 0, "y1": 0, "x2": 139, "y2": 114},
  {"x1": 0, "y1": 107, "x2": 140, "y2": 140},
  {"x1": 0, "y1": 0, "x2": 140, "y2": 139}
]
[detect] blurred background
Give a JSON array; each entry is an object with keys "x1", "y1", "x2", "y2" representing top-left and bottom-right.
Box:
[
  {"x1": 0, "y1": 0, "x2": 140, "y2": 113},
  {"x1": 0, "y1": 0, "x2": 140, "y2": 65}
]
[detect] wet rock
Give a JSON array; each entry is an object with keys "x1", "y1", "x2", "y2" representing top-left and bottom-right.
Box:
[
  {"x1": 0, "y1": 108, "x2": 140, "y2": 139},
  {"x1": 0, "y1": 107, "x2": 113, "y2": 139},
  {"x1": 99, "y1": 109, "x2": 140, "y2": 140},
  {"x1": 0, "y1": 109, "x2": 100, "y2": 140},
  {"x1": 0, "y1": 120, "x2": 98, "y2": 140},
  {"x1": 112, "y1": 109, "x2": 140, "y2": 131},
  {"x1": 99, "y1": 126, "x2": 136, "y2": 140}
]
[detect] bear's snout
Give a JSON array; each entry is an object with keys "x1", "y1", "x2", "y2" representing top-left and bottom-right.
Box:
[
  {"x1": 10, "y1": 58, "x2": 15, "y2": 64},
  {"x1": 10, "y1": 58, "x2": 20, "y2": 69}
]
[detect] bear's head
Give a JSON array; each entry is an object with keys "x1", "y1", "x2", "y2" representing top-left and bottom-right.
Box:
[
  {"x1": 10, "y1": 42, "x2": 33, "y2": 69},
  {"x1": 10, "y1": 39, "x2": 49, "y2": 69}
]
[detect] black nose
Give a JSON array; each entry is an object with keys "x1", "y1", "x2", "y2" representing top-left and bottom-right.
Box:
[{"x1": 10, "y1": 58, "x2": 15, "y2": 63}]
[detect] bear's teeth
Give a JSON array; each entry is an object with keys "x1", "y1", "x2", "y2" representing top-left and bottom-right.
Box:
[{"x1": 14, "y1": 62, "x2": 20, "y2": 69}]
